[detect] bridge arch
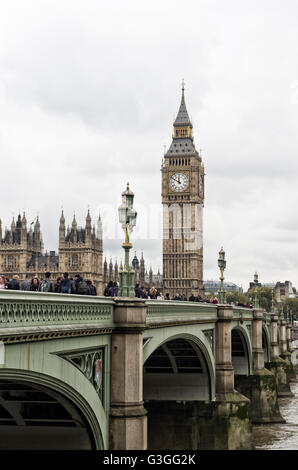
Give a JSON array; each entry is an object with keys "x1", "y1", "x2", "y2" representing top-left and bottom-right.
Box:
[
  {"x1": 262, "y1": 324, "x2": 271, "y2": 363},
  {"x1": 231, "y1": 327, "x2": 252, "y2": 376},
  {"x1": 0, "y1": 369, "x2": 105, "y2": 450},
  {"x1": 143, "y1": 332, "x2": 214, "y2": 402}
]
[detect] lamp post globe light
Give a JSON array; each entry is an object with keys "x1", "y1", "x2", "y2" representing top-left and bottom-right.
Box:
[
  {"x1": 253, "y1": 272, "x2": 260, "y2": 309},
  {"x1": 217, "y1": 247, "x2": 227, "y2": 304},
  {"x1": 118, "y1": 183, "x2": 137, "y2": 297}
]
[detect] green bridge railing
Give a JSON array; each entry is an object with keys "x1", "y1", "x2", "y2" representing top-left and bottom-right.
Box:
[{"x1": 0, "y1": 290, "x2": 115, "y2": 332}]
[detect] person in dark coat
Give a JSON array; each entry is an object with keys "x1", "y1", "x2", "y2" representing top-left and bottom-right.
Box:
[
  {"x1": 111, "y1": 282, "x2": 118, "y2": 297},
  {"x1": 30, "y1": 277, "x2": 40, "y2": 291},
  {"x1": 7, "y1": 275, "x2": 20, "y2": 290},
  {"x1": 135, "y1": 283, "x2": 141, "y2": 298},
  {"x1": 104, "y1": 281, "x2": 113, "y2": 296}
]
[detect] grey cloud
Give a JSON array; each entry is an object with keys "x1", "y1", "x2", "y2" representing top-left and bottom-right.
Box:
[{"x1": 1, "y1": 0, "x2": 298, "y2": 289}]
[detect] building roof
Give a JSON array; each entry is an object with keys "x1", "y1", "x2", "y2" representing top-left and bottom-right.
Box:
[
  {"x1": 174, "y1": 86, "x2": 192, "y2": 127},
  {"x1": 166, "y1": 138, "x2": 198, "y2": 157},
  {"x1": 65, "y1": 227, "x2": 86, "y2": 243}
]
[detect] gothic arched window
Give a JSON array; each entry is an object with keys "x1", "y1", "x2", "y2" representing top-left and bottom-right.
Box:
[{"x1": 72, "y1": 254, "x2": 78, "y2": 268}]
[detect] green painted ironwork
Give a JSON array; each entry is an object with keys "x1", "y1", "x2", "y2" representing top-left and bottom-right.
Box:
[
  {"x1": 0, "y1": 290, "x2": 114, "y2": 332},
  {"x1": 217, "y1": 247, "x2": 227, "y2": 304},
  {"x1": 118, "y1": 183, "x2": 137, "y2": 297}
]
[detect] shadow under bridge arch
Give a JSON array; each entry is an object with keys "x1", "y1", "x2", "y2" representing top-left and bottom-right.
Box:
[
  {"x1": 143, "y1": 335, "x2": 213, "y2": 402},
  {"x1": 0, "y1": 371, "x2": 104, "y2": 450}
]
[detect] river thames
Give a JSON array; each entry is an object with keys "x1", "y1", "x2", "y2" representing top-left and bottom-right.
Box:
[{"x1": 253, "y1": 376, "x2": 298, "y2": 450}]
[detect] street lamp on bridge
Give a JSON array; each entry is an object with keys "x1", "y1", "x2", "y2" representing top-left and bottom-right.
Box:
[
  {"x1": 252, "y1": 272, "x2": 260, "y2": 309},
  {"x1": 217, "y1": 247, "x2": 227, "y2": 304},
  {"x1": 118, "y1": 182, "x2": 137, "y2": 297}
]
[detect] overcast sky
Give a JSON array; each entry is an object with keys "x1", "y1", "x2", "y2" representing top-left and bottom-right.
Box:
[{"x1": 1, "y1": 0, "x2": 298, "y2": 290}]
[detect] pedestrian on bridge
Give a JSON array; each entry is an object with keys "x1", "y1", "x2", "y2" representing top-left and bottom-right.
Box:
[
  {"x1": 39, "y1": 272, "x2": 54, "y2": 293},
  {"x1": 7, "y1": 275, "x2": 20, "y2": 290},
  {"x1": 30, "y1": 277, "x2": 40, "y2": 292},
  {"x1": 0, "y1": 276, "x2": 6, "y2": 289},
  {"x1": 60, "y1": 273, "x2": 73, "y2": 294},
  {"x1": 86, "y1": 280, "x2": 97, "y2": 295},
  {"x1": 20, "y1": 275, "x2": 31, "y2": 291}
]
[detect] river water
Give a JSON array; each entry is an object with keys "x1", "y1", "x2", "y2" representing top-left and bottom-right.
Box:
[{"x1": 253, "y1": 376, "x2": 298, "y2": 450}]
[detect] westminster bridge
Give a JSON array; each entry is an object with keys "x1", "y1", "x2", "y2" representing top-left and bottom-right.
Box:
[{"x1": 0, "y1": 290, "x2": 296, "y2": 450}]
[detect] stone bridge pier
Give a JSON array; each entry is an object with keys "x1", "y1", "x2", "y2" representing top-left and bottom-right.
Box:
[
  {"x1": 234, "y1": 309, "x2": 284, "y2": 424},
  {"x1": 266, "y1": 315, "x2": 294, "y2": 398},
  {"x1": 109, "y1": 299, "x2": 147, "y2": 450},
  {"x1": 197, "y1": 306, "x2": 252, "y2": 450}
]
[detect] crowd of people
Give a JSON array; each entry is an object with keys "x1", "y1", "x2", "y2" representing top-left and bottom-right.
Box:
[
  {"x1": 103, "y1": 282, "x2": 230, "y2": 304},
  {"x1": 0, "y1": 274, "x2": 253, "y2": 307},
  {"x1": 0, "y1": 272, "x2": 97, "y2": 295}
]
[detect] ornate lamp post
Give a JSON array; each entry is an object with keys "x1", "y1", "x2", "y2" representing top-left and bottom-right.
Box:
[
  {"x1": 217, "y1": 247, "x2": 227, "y2": 304},
  {"x1": 252, "y1": 272, "x2": 260, "y2": 309},
  {"x1": 118, "y1": 183, "x2": 137, "y2": 297},
  {"x1": 271, "y1": 287, "x2": 275, "y2": 313}
]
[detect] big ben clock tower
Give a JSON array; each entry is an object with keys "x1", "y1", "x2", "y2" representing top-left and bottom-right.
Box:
[{"x1": 162, "y1": 82, "x2": 204, "y2": 298}]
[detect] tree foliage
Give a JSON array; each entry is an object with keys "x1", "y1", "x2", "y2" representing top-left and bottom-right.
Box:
[
  {"x1": 226, "y1": 291, "x2": 249, "y2": 306},
  {"x1": 283, "y1": 298, "x2": 298, "y2": 319}
]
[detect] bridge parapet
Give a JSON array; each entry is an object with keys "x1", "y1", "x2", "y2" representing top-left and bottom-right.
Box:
[
  {"x1": 0, "y1": 290, "x2": 115, "y2": 342},
  {"x1": 231, "y1": 307, "x2": 253, "y2": 325},
  {"x1": 146, "y1": 300, "x2": 218, "y2": 326}
]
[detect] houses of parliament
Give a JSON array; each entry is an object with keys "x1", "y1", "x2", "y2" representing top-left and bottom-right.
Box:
[{"x1": 0, "y1": 84, "x2": 204, "y2": 297}]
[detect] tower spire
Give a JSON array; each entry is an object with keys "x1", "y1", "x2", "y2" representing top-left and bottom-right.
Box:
[{"x1": 174, "y1": 79, "x2": 192, "y2": 127}]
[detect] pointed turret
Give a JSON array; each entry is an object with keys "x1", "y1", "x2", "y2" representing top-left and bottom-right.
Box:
[
  {"x1": 86, "y1": 209, "x2": 91, "y2": 226},
  {"x1": 21, "y1": 212, "x2": 27, "y2": 244},
  {"x1": 72, "y1": 213, "x2": 77, "y2": 243},
  {"x1": 114, "y1": 259, "x2": 118, "y2": 283},
  {"x1": 34, "y1": 216, "x2": 40, "y2": 232},
  {"x1": 139, "y1": 251, "x2": 145, "y2": 284},
  {"x1": 59, "y1": 210, "x2": 66, "y2": 242},
  {"x1": 97, "y1": 213, "x2": 103, "y2": 240},
  {"x1": 149, "y1": 265, "x2": 153, "y2": 286},
  {"x1": 21, "y1": 212, "x2": 27, "y2": 228},
  {"x1": 165, "y1": 80, "x2": 199, "y2": 158},
  {"x1": 103, "y1": 257, "x2": 108, "y2": 284},
  {"x1": 72, "y1": 213, "x2": 77, "y2": 230},
  {"x1": 85, "y1": 209, "x2": 92, "y2": 240},
  {"x1": 33, "y1": 216, "x2": 41, "y2": 253},
  {"x1": 28, "y1": 224, "x2": 33, "y2": 248},
  {"x1": 109, "y1": 258, "x2": 113, "y2": 281},
  {"x1": 16, "y1": 214, "x2": 22, "y2": 229},
  {"x1": 11, "y1": 216, "x2": 16, "y2": 233},
  {"x1": 173, "y1": 79, "x2": 192, "y2": 127}
]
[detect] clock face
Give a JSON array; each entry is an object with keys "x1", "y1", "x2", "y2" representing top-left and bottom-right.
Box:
[{"x1": 169, "y1": 172, "x2": 189, "y2": 192}]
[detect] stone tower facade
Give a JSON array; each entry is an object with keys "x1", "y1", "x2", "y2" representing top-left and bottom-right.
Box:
[
  {"x1": 58, "y1": 210, "x2": 103, "y2": 295},
  {"x1": 161, "y1": 84, "x2": 204, "y2": 298},
  {"x1": 0, "y1": 210, "x2": 104, "y2": 295},
  {"x1": 0, "y1": 214, "x2": 44, "y2": 279}
]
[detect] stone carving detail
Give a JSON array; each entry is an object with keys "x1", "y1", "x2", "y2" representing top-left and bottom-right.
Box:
[
  {"x1": 60, "y1": 349, "x2": 104, "y2": 399},
  {"x1": 203, "y1": 329, "x2": 215, "y2": 354}
]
